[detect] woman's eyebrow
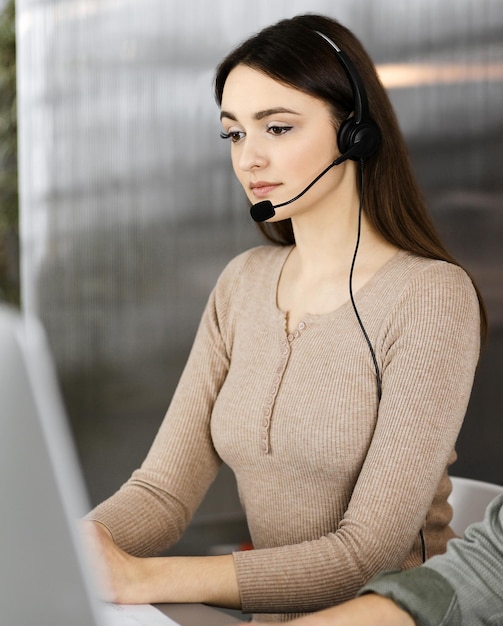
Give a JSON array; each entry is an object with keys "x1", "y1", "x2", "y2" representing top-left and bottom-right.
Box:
[
  {"x1": 255, "y1": 107, "x2": 300, "y2": 120},
  {"x1": 220, "y1": 107, "x2": 301, "y2": 121},
  {"x1": 220, "y1": 110, "x2": 236, "y2": 121}
]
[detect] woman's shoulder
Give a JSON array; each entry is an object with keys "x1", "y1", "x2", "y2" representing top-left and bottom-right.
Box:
[
  {"x1": 224, "y1": 244, "x2": 292, "y2": 268},
  {"x1": 369, "y1": 251, "x2": 480, "y2": 330},
  {"x1": 216, "y1": 244, "x2": 292, "y2": 288},
  {"x1": 209, "y1": 245, "x2": 291, "y2": 329},
  {"x1": 380, "y1": 250, "x2": 475, "y2": 296},
  {"x1": 373, "y1": 252, "x2": 481, "y2": 361},
  {"x1": 379, "y1": 251, "x2": 480, "y2": 330},
  {"x1": 389, "y1": 250, "x2": 477, "y2": 296}
]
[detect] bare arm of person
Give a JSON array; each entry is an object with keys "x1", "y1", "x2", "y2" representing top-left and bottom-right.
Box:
[{"x1": 82, "y1": 520, "x2": 241, "y2": 608}]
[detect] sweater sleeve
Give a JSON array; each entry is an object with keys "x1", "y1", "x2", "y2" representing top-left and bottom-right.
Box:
[
  {"x1": 358, "y1": 494, "x2": 503, "y2": 626},
  {"x1": 233, "y1": 263, "x2": 481, "y2": 615},
  {"x1": 85, "y1": 252, "x2": 246, "y2": 556}
]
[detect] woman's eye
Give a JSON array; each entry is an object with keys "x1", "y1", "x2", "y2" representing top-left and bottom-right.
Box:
[
  {"x1": 267, "y1": 125, "x2": 293, "y2": 136},
  {"x1": 220, "y1": 130, "x2": 245, "y2": 143}
]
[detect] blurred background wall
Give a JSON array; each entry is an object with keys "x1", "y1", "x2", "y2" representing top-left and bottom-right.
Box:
[{"x1": 15, "y1": 0, "x2": 503, "y2": 555}]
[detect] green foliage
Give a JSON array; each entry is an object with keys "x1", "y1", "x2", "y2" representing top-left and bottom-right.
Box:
[{"x1": 0, "y1": 0, "x2": 19, "y2": 305}]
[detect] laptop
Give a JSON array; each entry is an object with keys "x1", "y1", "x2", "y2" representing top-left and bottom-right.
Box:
[{"x1": 0, "y1": 305, "x2": 180, "y2": 626}]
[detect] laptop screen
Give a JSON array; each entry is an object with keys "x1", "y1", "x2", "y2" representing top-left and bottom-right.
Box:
[{"x1": 0, "y1": 307, "x2": 179, "y2": 626}]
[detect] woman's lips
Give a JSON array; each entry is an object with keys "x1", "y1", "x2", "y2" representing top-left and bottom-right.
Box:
[{"x1": 250, "y1": 182, "x2": 282, "y2": 198}]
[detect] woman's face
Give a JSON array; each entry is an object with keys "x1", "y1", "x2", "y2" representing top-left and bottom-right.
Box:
[{"x1": 220, "y1": 64, "x2": 344, "y2": 222}]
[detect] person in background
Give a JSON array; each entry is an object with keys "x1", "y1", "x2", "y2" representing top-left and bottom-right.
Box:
[
  {"x1": 83, "y1": 13, "x2": 487, "y2": 622},
  {"x1": 239, "y1": 494, "x2": 503, "y2": 626}
]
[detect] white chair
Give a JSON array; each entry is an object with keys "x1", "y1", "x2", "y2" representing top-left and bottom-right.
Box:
[{"x1": 448, "y1": 475, "x2": 503, "y2": 536}]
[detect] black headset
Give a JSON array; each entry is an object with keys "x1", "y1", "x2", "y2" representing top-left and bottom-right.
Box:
[
  {"x1": 315, "y1": 31, "x2": 381, "y2": 163},
  {"x1": 315, "y1": 30, "x2": 383, "y2": 403},
  {"x1": 316, "y1": 31, "x2": 427, "y2": 563}
]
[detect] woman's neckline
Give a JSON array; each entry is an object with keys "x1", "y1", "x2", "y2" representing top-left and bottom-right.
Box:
[{"x1": 273, "y1": 245, "x2": 406, "y2": 332}]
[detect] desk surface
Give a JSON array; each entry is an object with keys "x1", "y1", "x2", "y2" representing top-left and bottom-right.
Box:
[{"x1": 156, "y1": 603, "x2": 242, "y2": 625}]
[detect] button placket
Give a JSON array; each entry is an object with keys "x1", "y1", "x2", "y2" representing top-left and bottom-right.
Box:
[{"x1": 260, "y1": 321, "x2": 307, "y2": 454}]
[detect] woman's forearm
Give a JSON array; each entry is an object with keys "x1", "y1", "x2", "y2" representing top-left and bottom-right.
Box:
[
  {"x1": 83, "y1": 520, "x2": 241, "y2": 607},
  {"x1": 138, "y1": 553, "x2": 241, "y2": 608}
]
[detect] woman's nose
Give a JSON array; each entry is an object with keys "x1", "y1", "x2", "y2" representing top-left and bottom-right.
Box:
[{"x1": 237, "y1": 137, "x2": 268, "y2": 172}]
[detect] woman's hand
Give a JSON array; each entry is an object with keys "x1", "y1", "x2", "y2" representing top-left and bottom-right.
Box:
[
  {"x1": 81, "y1": 520, "x2": 148, "y2": 603},
  {"x1": 81, "y1": 521, "x2": 242, "y2": 607}
]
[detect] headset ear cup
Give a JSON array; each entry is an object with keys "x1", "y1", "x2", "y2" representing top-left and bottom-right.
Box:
[
  {"x1": 337, "y1": 119, "x2": 381, "y2": 161},
  {"x1": 337, "y1": 118, "x2": 355, "y2": 156}
]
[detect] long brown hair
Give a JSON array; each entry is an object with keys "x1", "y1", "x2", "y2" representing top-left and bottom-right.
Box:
[{"x1": 214, "y1": 13, "x2": 488, "y2": 341}]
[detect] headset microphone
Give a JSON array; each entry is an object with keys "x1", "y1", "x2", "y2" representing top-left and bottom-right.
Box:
[
  {"x1": 250, "y1": 160, "x2": 337, "y2": 223},
  {"x1": 250, "y1": 142, "x2": 366, "y2": 223}
]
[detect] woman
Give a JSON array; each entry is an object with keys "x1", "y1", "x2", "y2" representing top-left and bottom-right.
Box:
[{"x1": 84, "y1": 14, "x2": 486, "y2": 623}]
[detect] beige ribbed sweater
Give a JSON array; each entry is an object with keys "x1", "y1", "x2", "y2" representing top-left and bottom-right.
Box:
[{"x1": 89, "y1": 245, "x2": 480, "y2": 622}]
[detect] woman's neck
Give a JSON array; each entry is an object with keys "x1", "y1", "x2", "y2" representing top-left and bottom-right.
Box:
[
  {"x1": 278, "y1": 211, "x2": 398, "y2": 333},
  {"x1": 290, "y1": 201, "x2": 380, "y2": 276}
]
